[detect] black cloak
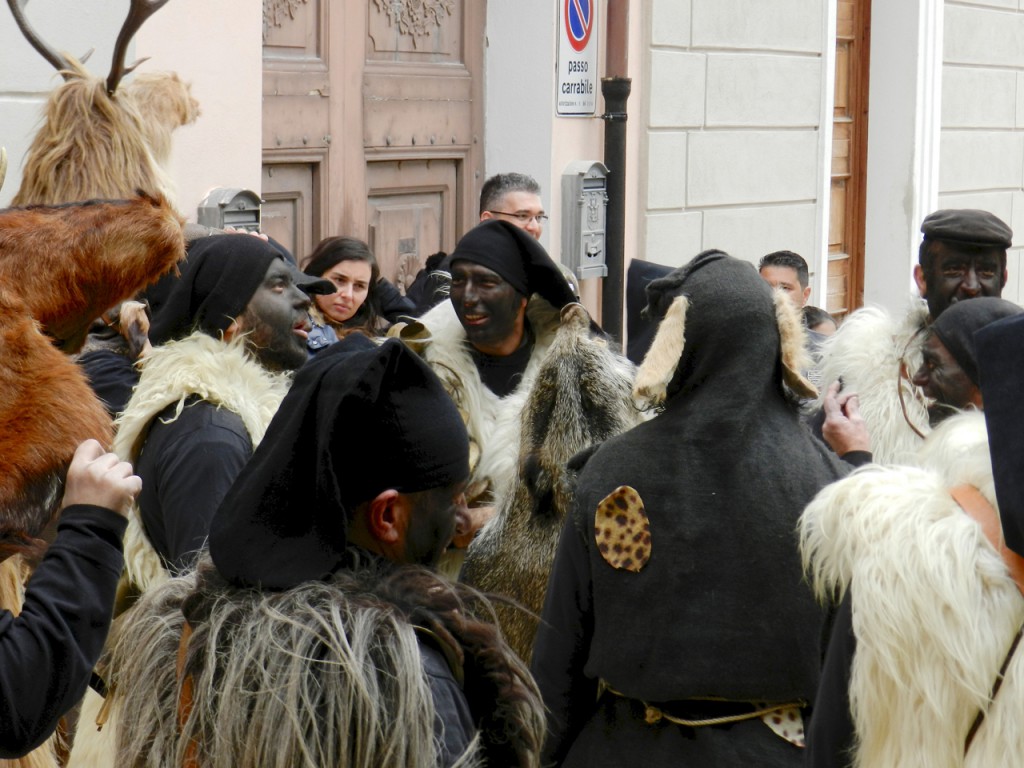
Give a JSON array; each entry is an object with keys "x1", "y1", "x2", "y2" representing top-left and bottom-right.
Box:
[{"x1": 532, "y1": 250, "x2": 846, "y2": 767}]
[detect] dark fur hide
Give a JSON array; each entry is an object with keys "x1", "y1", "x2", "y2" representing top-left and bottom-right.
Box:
[
  {"x1": 0, "y1": 288, "x2": 112, "y2": 541},
  {"x1": 0, "y1": 195, "x2": 184, "y2": 351},
  {"x1": 460, "y1": 304, "x2": 642, "y2": 662}
]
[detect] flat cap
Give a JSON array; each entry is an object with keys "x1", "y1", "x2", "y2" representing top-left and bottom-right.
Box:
[{"x1": 921, "y1": 209, "x2": 1012, "y2": 249}]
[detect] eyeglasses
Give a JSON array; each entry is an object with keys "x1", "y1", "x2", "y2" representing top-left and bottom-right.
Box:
[{"x1": 487, "y1": 210, "x2": 549, "y2": 225}]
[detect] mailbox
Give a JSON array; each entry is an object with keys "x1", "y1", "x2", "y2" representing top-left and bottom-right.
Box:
[
  {"x1": 561, "y1": 161, "x2": 609, "y2": 280},
  {"x1": 197, "y1": 188, "x2": 262, "y2": 233}
]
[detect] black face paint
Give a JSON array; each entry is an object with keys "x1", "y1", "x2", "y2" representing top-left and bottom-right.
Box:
[
  {"x1": 922, "y1": 241, "x2": 1004, "y2": 319},
  {"x1": 450, "y1": 261, "x2": 527, "y2": 354},
  {"x1": 239, "y1": 259, "x2": 311, "y2": 372},
  {"x1": 912, "y1": 333, "x2": 979, "y2": 425}
]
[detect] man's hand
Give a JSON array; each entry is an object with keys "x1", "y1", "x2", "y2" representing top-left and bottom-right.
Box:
[
  {"x1": 822, "y1": 381, "x2": 872, "y2": 456},
  {"x1": 61, "y1": 440, "x2": 141, "y2": 517}
]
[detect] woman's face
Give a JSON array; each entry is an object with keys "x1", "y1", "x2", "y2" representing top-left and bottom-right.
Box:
[{"x1": 315, "y1": 259, "x2": 373, "y2": 324}]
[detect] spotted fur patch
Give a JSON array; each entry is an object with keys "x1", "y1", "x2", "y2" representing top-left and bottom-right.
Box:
[{"x1": 595, "y1": 486, "x2": 651, "y2": 572}]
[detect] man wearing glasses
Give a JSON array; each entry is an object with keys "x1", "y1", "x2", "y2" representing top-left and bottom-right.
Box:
[{"x1": 479, "y1": 172, "x2": 549, "y2": 240}]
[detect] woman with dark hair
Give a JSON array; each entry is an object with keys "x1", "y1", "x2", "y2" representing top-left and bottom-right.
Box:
[{"x1": 303, "y1": 237, "x2": 383, "y2": 351}]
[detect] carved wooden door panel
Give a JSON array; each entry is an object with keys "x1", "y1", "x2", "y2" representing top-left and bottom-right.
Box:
[
  {"x1": 262, "y1": 1, "x2": 484, "y2": 281},
  {"x1": 827, "y1": 0, "x2": 870, "y2": 318}
]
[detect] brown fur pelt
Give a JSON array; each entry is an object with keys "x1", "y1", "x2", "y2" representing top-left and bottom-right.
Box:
[
  {"x1": 459, "y1": 303, "x2": 643, "y2": 663},
  {"x1": 11, "y1": 59, "x2": 196, "y2": 207},
  {"x1": 0, "y1": 288, "x2": 112, "y2": 544},
  {"x1": 119, "y1": 72, "x2": 200, "y2": 170},
  {"x1": 0, "y1": 195, "x2": 184, "y2": 351}
]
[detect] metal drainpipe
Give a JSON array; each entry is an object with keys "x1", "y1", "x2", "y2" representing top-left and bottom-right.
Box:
[{"x1": 600, "y1": 0, "x2": 630, "y2": 340}]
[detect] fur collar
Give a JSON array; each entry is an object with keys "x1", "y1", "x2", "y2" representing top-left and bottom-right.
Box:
[
  {"x1": 801, "y1": 413, "x2": 1024, "y2": 767},
  {"x1": 419, "y1": 297, "x2": 561, "y2": 505},
  {"x1": 114, "y1": 332, "x2": 290, "y2": 593}
]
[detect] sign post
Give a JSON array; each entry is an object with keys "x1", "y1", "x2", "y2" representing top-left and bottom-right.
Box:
[{"x1": 557, "y1": 0, "x2": 599, "y2": 117}]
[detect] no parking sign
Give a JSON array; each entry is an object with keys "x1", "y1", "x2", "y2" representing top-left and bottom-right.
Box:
[{"x1": 557, "y1": 0, "x2": 599, "y2": 116}]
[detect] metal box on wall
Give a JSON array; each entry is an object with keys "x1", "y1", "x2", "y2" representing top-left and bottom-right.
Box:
[
  {"x1": 561, "y1": 161, "x2": 609, "y2": 280},
  {"x1": 197, "y1": 188, "x2": 262, "y2": 233}
]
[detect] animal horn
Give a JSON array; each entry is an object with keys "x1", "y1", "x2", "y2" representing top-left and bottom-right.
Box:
[
  {"x1": 106, "y1": 0, "x2": 172, "y2": 95},
  {"x1": 633, "y1": 294, "x2": 689, "y2": 405},
  {"x1": 773, "y1": 288, "x2": 818, "y2": 399},
  {"x1": 7, "y1": 0, "x2": 74, "y2": 75}
]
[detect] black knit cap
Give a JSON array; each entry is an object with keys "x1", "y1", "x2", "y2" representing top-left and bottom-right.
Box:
[
  {"x1": 148, "y1": 235, "x2": 333, "y2": 345},
  {"x1": 921, "y1": 209, "x2": 1013, "y2": 249},
  {"x1": 930, "y1": 297, "x2": 1023, "y2": 385},
  {"x1": 977, "y1": 313, "x2": 1024, "y2": 557},
  {"x1": 448, "y1": 220, "x2": 576, "y2": 309},
  {"x1": 208, "y1": 334, "x2": 470, "y2": 589}
]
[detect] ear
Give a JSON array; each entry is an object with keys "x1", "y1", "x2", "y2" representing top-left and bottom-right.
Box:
[
  {"x1": 1002, "y1": 267, "x2": 1009, "y2": 289},
  {"x1": 914, "y1": 264, "x2": 927, "y2": 297},
  {"x1": 366, "y1": 489, "x2": 405, "y2": 544},
  {"x1": 801, "y1": 285, "x2": 812, "y2": 306},
  {"x1": 634, "y1": 295, "x2": 688, "y2": 406},
  {"x1": 773, "y1": 288, "x2": 817, "y2": 400},
  {"x1": 480, "y1": 211, "x2": 495, "y2": 223},
  {"x1": 223, "y1": 318, "x2": 243, "y2": 342}
]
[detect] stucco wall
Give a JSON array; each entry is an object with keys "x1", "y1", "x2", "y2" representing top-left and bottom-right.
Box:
[
  {"x1": 938, "y1": 0, "x2": 1024, "y2": 304},
  {"x1": 0, "y1": 0, "x2": 261, "y2": 221},
  {"x1": 639, "y1": 0, "x2": 832, "y2": 305}
]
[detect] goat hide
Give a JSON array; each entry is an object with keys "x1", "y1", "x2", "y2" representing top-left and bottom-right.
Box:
[
  {"x1": 0, "y1": 195, "x2": 184, "y2": 352},
  {"x1": 0, "y1": 288, "x2": 112, "y2": 541},
  {"x1": 460, "y1": 303, "x2": 643, "y2": 663}
]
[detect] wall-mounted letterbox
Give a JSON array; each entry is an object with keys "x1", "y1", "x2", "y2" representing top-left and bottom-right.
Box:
[
  {"x1": 197, "y1": 187, "x2": 262, "y2": 233},
  {"x1": 561, "y1": 160, "x2": 609, "y2": 280}
]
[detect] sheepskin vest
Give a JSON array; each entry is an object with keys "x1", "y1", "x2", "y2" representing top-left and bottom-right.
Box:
[
  {"x1": 419, "y1": 296, "x2": 560, "y2": 507},
  {"x1": 113, "y1": 333, "x2": 290, "y2": 594},
  {"x1": 814, "y1": 300, "x2": 930, "y2": 464},
  {"x1": 801, "y1": 413, "x2": 1024, "y2": 768}
]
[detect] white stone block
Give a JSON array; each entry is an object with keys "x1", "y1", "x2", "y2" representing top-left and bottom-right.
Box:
[
  {"x1": 646, "y1": 132, "x2": 688, "y2": 209},
  {"x1": 953, "y1": 0, "x2": 1018, "y2": 10},
  {"x1": 687, "y1": 131, "x2": 819, "y2": 206},
  {"x1": 692, "y1": 0, "x2": 824, "y2": 54},
  {"x1": 1012, "y1": 190, "x2": 1024, "y2": 248},
  {"x1": 644, "y1": 211, "x2": 704, "y2": 266},
  {"x1": 938, "y1": 131, "x2": 1024, "y2": 192},
  {"x1": 942, "y1": 66, "x2": 1017, "y2": 129},
  {"x1": 702, "y1": 204, "x2": 818, "y2": 273},
  {"x1": 651, "y1": 0, "x2": 692, "y2": 47},
  {"x1": 944, "y1": 6, "x2": 1024, "y2": 68},
  {"x1": 648, "y1": 51, "x2": 706, "y2": 128},
  {"x1": 935, "y1": 191, "x2": 1015, "y2": 240},
  {"x1": 706, "y1": 54, "x2": 821, "y2": 127},
  {"x1": 1018, "y1": 73, "x2": 1024, "y2": 128}
]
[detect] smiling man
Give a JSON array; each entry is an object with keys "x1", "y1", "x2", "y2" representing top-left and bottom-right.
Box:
[
  {"x1": 115, "y1": 234, "x2": 330, "y2": 580},
  {"x1": 416, "y1": 220, "x2": 575, "y2": 517}
]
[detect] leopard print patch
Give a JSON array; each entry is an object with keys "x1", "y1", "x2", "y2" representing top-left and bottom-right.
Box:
[{"x1": 595, "y1": 486, "x2": 651, "y2": 572}]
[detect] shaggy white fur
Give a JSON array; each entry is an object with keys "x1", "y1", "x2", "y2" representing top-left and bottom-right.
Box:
[
  {"x1": 113, "y1": 332, "x2": 290, "y2": 593},
  {"x1": 814, "y1": 301, "x2": 931, "y2": 465},
  {"x1": 801, "y1": 413, "x2": 1024, "y2": 767},
  {"x1": 68, "y1": 333, "x2": 289, "y2": 768},
  {"x1": 419, "y1": 295, "x2": 560, "y2": 508}
]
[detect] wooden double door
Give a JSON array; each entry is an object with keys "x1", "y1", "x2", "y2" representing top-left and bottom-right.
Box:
[{"x1": 261, "y1": 1, "x2": 484, "y2": 291}]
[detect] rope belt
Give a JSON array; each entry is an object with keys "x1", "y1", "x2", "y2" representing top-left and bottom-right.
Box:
[{"x1": 601, "y1": 683, "x2": 805, "y2": 728}]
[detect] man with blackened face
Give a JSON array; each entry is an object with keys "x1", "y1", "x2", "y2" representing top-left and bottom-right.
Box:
[
  {"x1": 416, "y1": 220, "x2": 576, "y2": 546},
  {"x1": 914, "y1": 209, "x2": 1011, "y2": 320}
]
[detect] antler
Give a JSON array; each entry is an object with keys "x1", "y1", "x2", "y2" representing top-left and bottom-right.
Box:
[
  {"x1": 106, "y1": 0, "x2": 172, "y2": 95},
  {"x1": 7, "y1": 0, "x2": 73, "y2": 74}
]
